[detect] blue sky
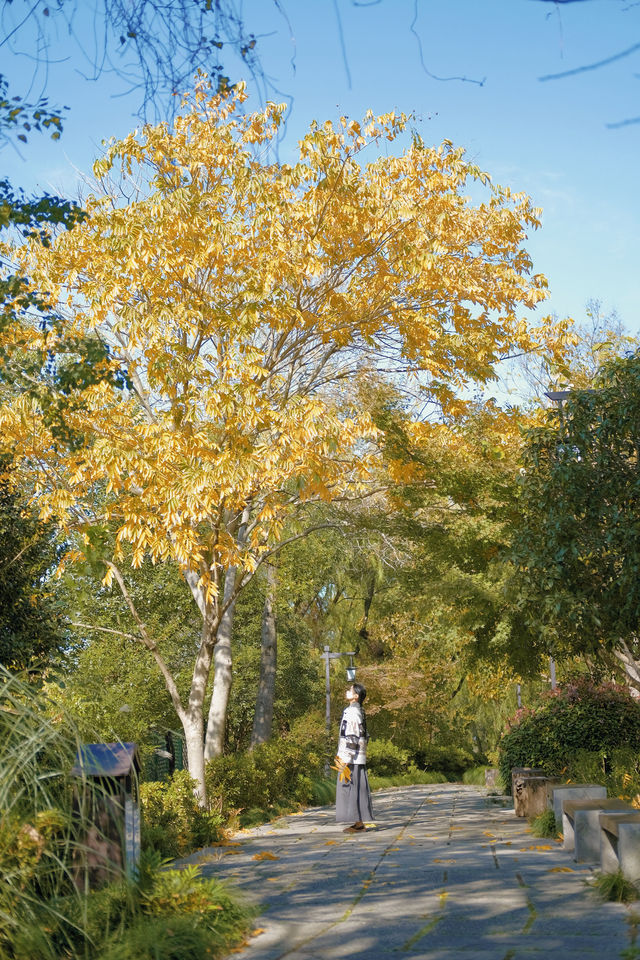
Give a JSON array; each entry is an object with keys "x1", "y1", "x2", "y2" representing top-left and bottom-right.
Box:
[{"x1": 3, "y1": 0, "x2": 640, "y2": 332}]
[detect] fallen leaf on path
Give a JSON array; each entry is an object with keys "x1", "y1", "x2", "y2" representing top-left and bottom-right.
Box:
[
  {"x1": 483, "y1": 831, "x2": 496, "y2": 838},
  {"x1": 251, "y1": 929, "x2": 266, "y2": 936},
  {"x1": 548, "y1": 867, "x2": 574, "y2": 873},
  {"x1": 324, "y1": 840, "x2": 338, "y2": 846},
  {"x1": 252, "y1": 851, "x2": 280, "y2": 861},
  {"x1": 519, "y1": 845, "x2": 552, "y2": 852},
  {"x1": 433, "y1": 858, "x2": 456, "y2": 864}
]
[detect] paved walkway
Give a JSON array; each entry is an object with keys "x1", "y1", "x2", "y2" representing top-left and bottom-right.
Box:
[{"x1": 183, "y1": 783, "x2": 636, "y2": 959}]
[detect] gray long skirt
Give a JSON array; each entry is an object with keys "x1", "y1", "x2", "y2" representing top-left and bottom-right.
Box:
[{"x1": 335, "y1": 764, "x2": 374, "y2": 823}]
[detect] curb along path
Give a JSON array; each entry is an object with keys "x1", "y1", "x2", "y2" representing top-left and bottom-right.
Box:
[{"x1": 183, "y1": 784, "x2": 634, "y2": 959}]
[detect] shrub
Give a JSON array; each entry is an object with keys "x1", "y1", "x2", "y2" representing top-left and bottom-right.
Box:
[
  {"x1": 141, "y1": 864, "x2": 251, "y2": 937},
  {"x1": 140, "y1": 770, "x2": 224, "y2": 859},
  {"x1": 205, "y1": 717, "x2": 326, "y2": 819},
  {"x1": 462, "y1": 765, "x2": 506, "y2": 789},
  {"x1": 562, "y1": 747, "x2": 640, "y2": 806},
  {"x1": 368, "y1": 770, "x2": 447, "y2": 789},
  {"x1": 0, "y1": 671, "x2": 252, "y2": 960},
  {"x1": 498, "y1": 681, "x2": 640, "y2": 792},
  {"x1": 99, "y1": 915, "x2": 228, "y2": 960},
  {"x1": 310, "y1": 776, "x2": 336, "y2": 806},
  {"x1": 52, "y1": 854, "x2": 253, "y2": 959},
  {"x1": 366, "y1": 738, "x2": 411, "y2": 777},
  {"x1": 410, "y1": 743, "x2": 475, "y2": 781}
]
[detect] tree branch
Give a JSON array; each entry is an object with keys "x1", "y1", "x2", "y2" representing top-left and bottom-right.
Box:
[{"x1": 106, "y1": 560, "x2": 186, "y2": 721}]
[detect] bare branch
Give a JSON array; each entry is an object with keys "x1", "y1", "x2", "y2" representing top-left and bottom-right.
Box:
[{"x1": 106, "y1": 559, "x2": 186, "y2": 721}]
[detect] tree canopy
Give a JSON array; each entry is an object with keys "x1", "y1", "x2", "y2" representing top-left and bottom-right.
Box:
[
  {"x1": 0, "y1": 78, "x2": 569, "y2": 800},
  {"x1": 511, "y1": 351, "x2": 640, "y2": 691}
]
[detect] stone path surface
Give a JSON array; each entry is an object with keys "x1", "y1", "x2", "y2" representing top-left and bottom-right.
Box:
[{"x1": 182, "y1": 783, "x2": 636, "y2": 959}]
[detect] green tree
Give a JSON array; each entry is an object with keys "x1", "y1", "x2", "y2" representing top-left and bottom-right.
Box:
[
  {"x1": 511, "y1": 351, "x2": 640, "y2": 691},
  {"x1": 0, "y1": 462, "x2": 62, "y2": 668},
  {"x1": 52, "y1": 554, "x2": 200, "y2": 745}
]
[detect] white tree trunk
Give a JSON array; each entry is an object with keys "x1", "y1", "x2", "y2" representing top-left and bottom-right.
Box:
[
  {"x1": 182, "y1": 710, "x2": 207, "y2": 803},
  {"x1": 251, "y1": 563, "x2": 277, "y2": 749},
  {"x1": 613, "y1": 638, "x2": 640, "y2": 698},
  {"x1": 204, "y1": 566, "x2": 238, "y2": 760}
]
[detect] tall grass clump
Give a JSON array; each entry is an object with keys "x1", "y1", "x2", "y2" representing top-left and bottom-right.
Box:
[
  {"x1": 0, "y1": 666, "x2": 98, "y2": 957},
  {"x1": 0, "y1": 669, "x2": 254, "y2": 959}
]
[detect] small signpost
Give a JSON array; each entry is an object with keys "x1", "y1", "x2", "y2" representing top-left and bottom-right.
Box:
[{"x1": 71, "y1": 742, "x2": 141, "y2": 889}]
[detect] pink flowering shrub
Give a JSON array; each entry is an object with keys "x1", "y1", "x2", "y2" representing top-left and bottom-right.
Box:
[{"x1": 498, "y1": 680, "x2": 640, "y2": 792}]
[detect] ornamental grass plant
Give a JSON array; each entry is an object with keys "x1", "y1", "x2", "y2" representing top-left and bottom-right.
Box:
[{"x1": 0, "y1": 668, "x2": 253, "y2": 959}]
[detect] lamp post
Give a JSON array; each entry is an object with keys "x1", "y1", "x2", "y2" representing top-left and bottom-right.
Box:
[{"x1": 322, "y1": 645, "x2": 356, "y2": 773}]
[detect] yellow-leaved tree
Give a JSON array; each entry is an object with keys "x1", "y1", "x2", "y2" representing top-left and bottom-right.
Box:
[{"x1": 0, "y1": 78, "x2": 566, "y2": 802}]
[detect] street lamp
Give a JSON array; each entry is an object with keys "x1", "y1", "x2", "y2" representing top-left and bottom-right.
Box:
[
  {"x1": 346, "y1": 654, "x2": 356, "y2": 682},
  {"x1": 321, "y1": 645, "x2": 356, "y2": 773}
]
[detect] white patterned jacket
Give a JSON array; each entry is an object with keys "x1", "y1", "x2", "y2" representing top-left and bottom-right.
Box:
[{"x1": 337, "y1": 703, "x2": 368, "y2": 765}]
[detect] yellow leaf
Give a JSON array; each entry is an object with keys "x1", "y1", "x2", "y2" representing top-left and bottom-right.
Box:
[{"x1": 252, "y1": 851, "x2": 280, "y2": 861}]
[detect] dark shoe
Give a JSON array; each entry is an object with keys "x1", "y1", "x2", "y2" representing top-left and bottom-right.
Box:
[{"x1": 343, "y1": 823, "x2": 365, "y2": 833}]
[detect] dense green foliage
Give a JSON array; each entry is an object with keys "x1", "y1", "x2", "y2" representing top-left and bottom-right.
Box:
[
  {"x1": 205, "y1": 715, "x2": 325, "y2": 818},
  {"x1": 0, "y1": 465, "x2": 63, "y2": 668},
  {"x1": 366, "y1": 739, "x2": 411, "y2": 777},
  {"x1": 368, "y1": 770, "x2": 448, "y2": 789},
  {"x1": 140, "y1": 771, "x2": 225, "y2": 859},
  {"x1": 512, "y1": 353, "x2": 640, "y2": 673},
  {"x1": 498, "y1": 681, "x2": 640, "y2": 789}
]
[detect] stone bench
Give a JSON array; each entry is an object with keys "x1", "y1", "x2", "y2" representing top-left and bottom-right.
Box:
[
  {"x1": 599, "y1": 812, "x2": 640, "y2": 882},
  {"x1": 513, "y1": 773, "x2": 561, "y2": 818},
  {"x1": 511, "y1": 767, "x2": 545, "y2": 799},
  {"x1": 552, "y1": 783, "x2": 607, "y2": 832},
  {"x1": 563, "y1": 797, "x2": 633, "y2": 862}
]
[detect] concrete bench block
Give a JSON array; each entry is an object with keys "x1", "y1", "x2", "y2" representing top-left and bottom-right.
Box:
[
  {"x1": 599, "y1": 812, "x2": 640, "y2": 881},
  {"x1": 484, "y1": 767, "x2": 500, "y2": 789},
  {"x1": 513, "y1": 775, "x2": 561, "y2": 818},
  {"x1": 511, "y1": 767, "x2": 545, "y2": 799},
  {"x1": 563, "y1": 798, "x2": 633, "y2": 863},
  {"x1": 552, "y1": 784, "x2": 607, "y2": 837}
]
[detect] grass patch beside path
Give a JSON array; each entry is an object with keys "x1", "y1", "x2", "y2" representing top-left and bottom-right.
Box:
[
  {"x1": 591, "y1": 869, "x2": 639, "y2": 904},
  {"x1": 369, "y1": 770, "x2": 447, "y2": 790},
  {"x1": 229, "y1": 769, "x2": 453, "y2": 834},
  {"x1": 529, "y1": 809, "x2": 560, "y2": 839},
  {"x1": 236, "y1": 776, "x2": 337, "y2": 829}
]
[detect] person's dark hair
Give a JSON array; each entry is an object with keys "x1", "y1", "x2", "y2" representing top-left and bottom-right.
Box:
[
  {"x1": 351, "y1": 682, "x2": 368, "y2": 740},
  {"x1": 352, "y1": 682, "x2": 366, "y2": 705}
]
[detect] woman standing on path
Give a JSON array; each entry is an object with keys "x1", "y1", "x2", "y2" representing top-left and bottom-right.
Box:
[{"x1": 334, "y1": 682, "x2": 374, "y2": 833}]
